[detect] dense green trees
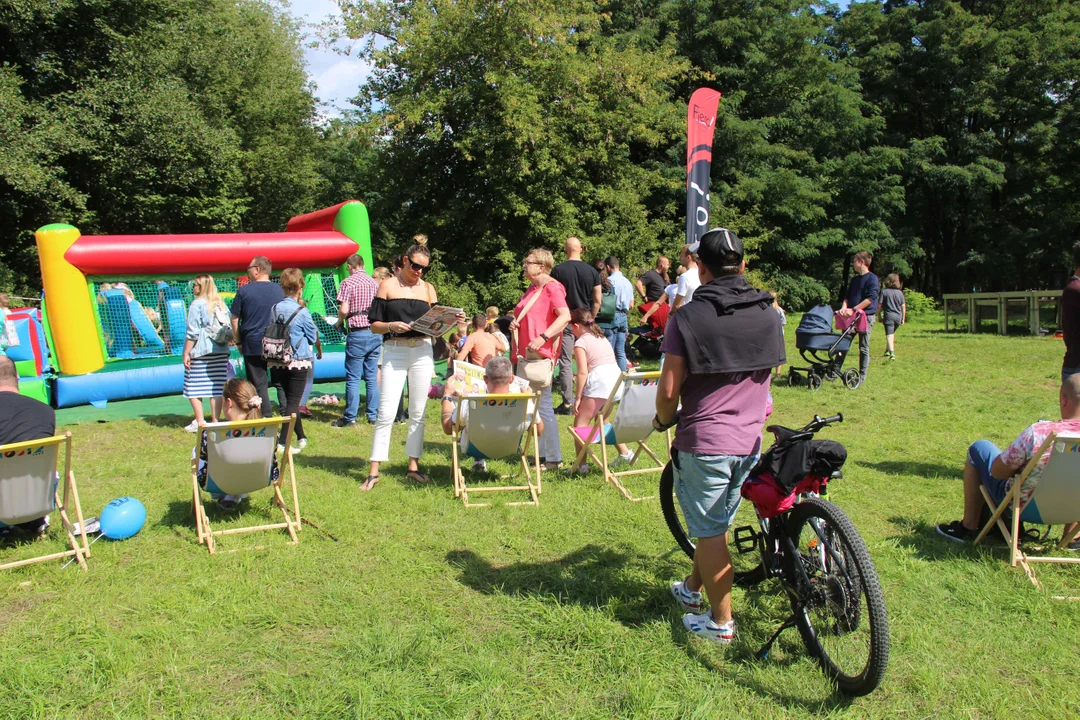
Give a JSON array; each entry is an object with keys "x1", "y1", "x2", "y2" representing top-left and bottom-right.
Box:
[
  {"x1": 0, "y1": 0, "x2": 321, "y2": 294},
  {"x1": 2, "y1": 0, "x2": 1078, "y2": 308}
]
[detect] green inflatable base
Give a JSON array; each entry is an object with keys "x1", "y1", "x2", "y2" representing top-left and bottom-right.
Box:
[{"x1": 18, "y1": 378, "x2": 49, "y2": 405}]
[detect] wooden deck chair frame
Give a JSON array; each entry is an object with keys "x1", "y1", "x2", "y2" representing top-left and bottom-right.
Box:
[
  {"x1": 0, "y1": 433, "x2": 90, "y2": 571},
  {"x1": 450, "y1": 392, "x2": 542, "y2": 507},
  {"x1": 569, "y1": 371, "x2": 671, "y2": 502},
  {"x1": 974, "y1": 432, "x2": 1080, "y2": 588},
  {"x1": 191, "y1": 415, "x2": 302, "y2": 554}
]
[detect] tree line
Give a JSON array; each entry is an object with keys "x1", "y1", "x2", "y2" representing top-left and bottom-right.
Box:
[{"x1": 2, "y1": 0, "x2": 1078, "y2": 312}]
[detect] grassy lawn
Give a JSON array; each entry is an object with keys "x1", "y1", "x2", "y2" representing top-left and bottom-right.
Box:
[{"x1": 2, "y1": 314, "x2": 1078, "y2": 718}]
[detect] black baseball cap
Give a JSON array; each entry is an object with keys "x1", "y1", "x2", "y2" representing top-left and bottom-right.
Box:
[{"x1": 696, "y1": 227, "x2": 744, "y2": 266}]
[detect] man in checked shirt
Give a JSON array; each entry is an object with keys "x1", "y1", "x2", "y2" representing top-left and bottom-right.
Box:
[{"x1": 333, "y1": 254, "x2": 382, "y2": 427}]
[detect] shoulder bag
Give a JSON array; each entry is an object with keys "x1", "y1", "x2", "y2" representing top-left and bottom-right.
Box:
[{"x1": 512, "y1": 284, "x2": 558, "y2": 391}]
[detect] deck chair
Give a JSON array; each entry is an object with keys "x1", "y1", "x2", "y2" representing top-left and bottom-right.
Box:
[
  {"x1": 0, "y1": 433, "x2": 90, "y2": 571},
  {"x1": 450, "y1": 392, "x2": 542, "y2": 507},
  {"x1": 974, "y1": 432, "x2": 1080, "y2": 588},
  {"x1": 192, "y1": 415, "x2": 301, "y2": 554},
  {"x1": 569, "y1": 371, "x2": 670, "y2": 501}
]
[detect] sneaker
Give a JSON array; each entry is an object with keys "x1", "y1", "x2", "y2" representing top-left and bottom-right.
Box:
[
  {"x1": 297, "y1": 438, "x2": 308, "y2": 451},
  {"x1": 331, "y1": 418, "x2": 357, "y2": 428},
  {"x1": 554, "y1": 404, "x2": 573, "y2": 416},
  {"x1": 184, "y1": 419, "x2": 199, "y2": 433},
  {"x1": 472, "y1": 459, "x2": 487, "y2": 472},
  {"x1": 670, "y1": 580, "x2": 705, "y2": 612},
  {"x1": 1068, "y1": 538, "x2": 1080, "y2": 551},
  {"x1": 936, "y1": 520, "x2": 977, "y2": 543},
  {"x1": 611, "y1": 452, "x2": 634, "y2": 467},
  {"x1": 217, "y1": 494, "x2": 247, "y2": 510},
  {"x1": 562, "y1": 464, "x2": 589, "y2": 476},
  {"x1": 298, "y1": 406, "x2": 313, "y2": 418},
  {"x1": 277, "y1": 444, "x2": 302, "y2": 456},
  {"x1": 682, "y1": 612, "x2": 735, "y2": 645}
]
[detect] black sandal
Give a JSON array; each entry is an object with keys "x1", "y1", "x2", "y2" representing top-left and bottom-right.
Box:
[
  {"x1": 405, "y1": 469, "x2": 431, "y2": 484},
  {"x1": 360, "y1": 475, "x2": 379, "y2": 491}
]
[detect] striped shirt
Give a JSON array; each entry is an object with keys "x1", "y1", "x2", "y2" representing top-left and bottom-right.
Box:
[{"x1": 337, "y1": 272, "x2": 379, "y2": 329}]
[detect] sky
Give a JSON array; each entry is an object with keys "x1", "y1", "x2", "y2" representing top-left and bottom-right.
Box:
[
  {"x1": 288, "y1": 0, "x2": 372, "y2": 118},
  {"x1": 290, "y1": 0, "x2": 856, "y2": 118}
]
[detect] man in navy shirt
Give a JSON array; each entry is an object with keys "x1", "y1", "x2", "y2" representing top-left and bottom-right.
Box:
[
  {"x1": 838, "y1": 250, "x2": 880, "y2": 384},
  {"x1": 230, "y1": 256, "x2": 285, "y2": 417}
]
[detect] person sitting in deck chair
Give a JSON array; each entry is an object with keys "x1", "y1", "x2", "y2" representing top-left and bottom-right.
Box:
[
  {"x1": 936, "y1": 375, "x2": 1080, "y2": 548},
  {"x1": 193, "y1": 378, "x2": 279, "y2": 510},
  {"x1": 440, "y1": 356, "x2": 543, "y2": 473},
  {"x1": 0, "y1": 356, "x2": 55, "y2": 536}
]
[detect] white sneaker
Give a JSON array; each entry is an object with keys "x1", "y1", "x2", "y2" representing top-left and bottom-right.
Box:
[
  {"x1": 277, "y1": 444, "x2": 301, "y2": 455},
  {"x1": 682, "y1": 612, "x2": 736, "y2": 645},
  {"x1": 611, "y1": 452, "x2": 634, "y2": 467},
  {"x1": 297, "y1": 438, "x2": 308, "y2": 451},
  {"x1": 184, "y1": 419, "x2": 199, "y2": 433},
  {"x1": 472, "y1": 459, "x2": 487, "y2": 472},
  {"x1": 218, "y1": 494, "x2": 247, "y2": 510},
  {"x1": 670, "y1": 580, "x2": 706, "y2": 612}
]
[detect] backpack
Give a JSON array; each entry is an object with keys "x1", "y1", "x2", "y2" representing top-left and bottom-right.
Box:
[
  {"x1": 261, "y1": 304, "x2": 304, "y2": 364},
  {"x1": 596, "y1": 287, "x2": 617, "y2": 324},
  {"x1": 207, "y1": 302, "x2": 233, "y2": 345}
]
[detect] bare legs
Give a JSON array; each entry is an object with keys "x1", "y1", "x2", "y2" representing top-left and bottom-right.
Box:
[{"x1": 684, "y1": 534, "x2": 734, "y2": 625}]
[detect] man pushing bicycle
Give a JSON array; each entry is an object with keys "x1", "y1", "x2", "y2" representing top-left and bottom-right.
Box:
[{"x1": 654, "y1": 228, "x2": 785, "y2": 645}]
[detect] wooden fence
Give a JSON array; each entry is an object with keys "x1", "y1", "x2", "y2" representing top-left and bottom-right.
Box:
[{"x1": 942, "y1": 291, "x2": 1062, "y2": 335}]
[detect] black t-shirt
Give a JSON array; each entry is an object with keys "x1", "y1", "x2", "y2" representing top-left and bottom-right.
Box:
[
  {"x1": 639, "y1": 269, "x2": 667, "y2": 303},
  {"x1": 230, "y1": 281, "x2": 285, "y2": 356},
  {"x1": 0, "y1": 392, "x2": 56, "y2": 445},
  {"x1": 551, "y1": 260, "x2": 600, "y2": 311},
  {"x1": 1063, "y1": 276, "x2": 1080, "y2": 368}
]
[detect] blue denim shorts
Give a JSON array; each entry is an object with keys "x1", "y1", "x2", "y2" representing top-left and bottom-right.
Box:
[
  {"x1": 673, "y1": 450, "x2": 758, "y2": 538},
  {"x1": 968, "y1": 439, "x2": 1039, "y2": 523}
]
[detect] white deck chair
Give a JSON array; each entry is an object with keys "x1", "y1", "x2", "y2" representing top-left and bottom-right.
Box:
[
  {"x1": 974, "y1": 432, "x2": 1080, "y2": 588},
  {"x1": 192, "y1": 415, "x2": 301, "y2": 554},
  {"x1": 569, "y1": 371, "x2": 670, "y2": 501},
  {"x1": 0, "y1": 433, "x2": 90, "y2": 571},
  {"x1": 451, "y1": 392, "x2": 542, "y2": 507}
]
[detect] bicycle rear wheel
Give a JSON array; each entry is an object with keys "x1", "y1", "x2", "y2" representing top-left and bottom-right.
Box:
[
  {"x1": 659, "y1": 461, "x2": 766, "y2": 586},
  {"x1": 782, "y1": 497, "x2": 889, "y2": 697}
]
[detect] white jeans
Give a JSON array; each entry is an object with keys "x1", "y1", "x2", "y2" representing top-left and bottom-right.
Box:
[
  {"x1": 537, "y1": 385, "x2": 561, "y2": 462},
  {"x1": 370, "y1": 340, "x2": 434, "y2": 463}
]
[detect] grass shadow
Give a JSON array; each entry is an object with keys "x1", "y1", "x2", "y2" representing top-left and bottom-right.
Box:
[
  {"x1": 298, "y1": 454, "x2": 368, "y2": 483},
  {"x1": 447, "y1": 544, "x2": 674, "y2": 628},
  {"x1": 855, "y1": 460, "x2": 960, "y2": 479},
  {"x1": 138, "y1": 413, "x2": 191, "y2": 429},
  {"x1": 886, "y1": 515, "x2": 1001, "y2": 561}
]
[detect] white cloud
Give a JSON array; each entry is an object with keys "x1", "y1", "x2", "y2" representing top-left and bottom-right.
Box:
[{"x1": 285, "y1": 0, "x2": 372, "y2": 118}]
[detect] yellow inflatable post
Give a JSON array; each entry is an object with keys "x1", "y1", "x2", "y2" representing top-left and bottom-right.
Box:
[{"x1": 35, "y1": 224, "x2": 105, "y2": 375}]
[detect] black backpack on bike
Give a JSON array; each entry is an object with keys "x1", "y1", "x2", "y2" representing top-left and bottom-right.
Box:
[{"x1": 752, "y1": 438, "x2": 847, "y2": 494}]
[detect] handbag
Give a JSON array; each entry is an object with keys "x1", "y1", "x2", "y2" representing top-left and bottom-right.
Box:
[{"x1": 512, "y1": 285, "x2": 558, "y2": 391}]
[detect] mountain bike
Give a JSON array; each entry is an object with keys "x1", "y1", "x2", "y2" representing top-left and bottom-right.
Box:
[{"x1": 660, "y1": 413, "x2": 889, "y2": 697}]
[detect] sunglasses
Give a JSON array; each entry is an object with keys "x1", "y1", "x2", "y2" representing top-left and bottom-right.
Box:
[
  {"x1": 407, "y1": 259, "x2": 429, "y2": 273},
  {"x1": 523, "y1": 260, "x2": 543, "y2": 267}
]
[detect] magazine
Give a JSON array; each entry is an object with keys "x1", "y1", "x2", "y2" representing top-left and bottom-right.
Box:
[
  {"x1": 453, "y1": 360, "x2": 531, "y2": 395},
  {"x1": 410, "y1": 305, "x2": 464, "y2": 337}
]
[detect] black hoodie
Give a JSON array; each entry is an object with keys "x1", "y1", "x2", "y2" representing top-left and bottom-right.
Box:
[{"x1": 674, "y1": 275, "x2": 786, "y2": 375}]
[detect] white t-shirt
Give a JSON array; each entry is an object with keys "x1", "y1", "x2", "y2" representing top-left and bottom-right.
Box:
[
  {"x1": 663, "y1": 283, "x2": 678, "y2": 306},
  {"x1": 452, "y1": 395, "x2": 538, "y2": 452},
  {"x1": 676, "y1": 267, "x2": 700, "y2": 305}
]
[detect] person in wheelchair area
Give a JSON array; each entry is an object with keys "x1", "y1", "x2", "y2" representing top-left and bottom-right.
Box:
[{"x1": 654, "y1": 228, "x2": 786, "y2": 645}]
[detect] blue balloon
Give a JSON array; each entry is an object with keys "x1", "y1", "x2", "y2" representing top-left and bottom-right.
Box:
[{"x1": 99, "y1": 497, "x2": 146, "y2": 540}]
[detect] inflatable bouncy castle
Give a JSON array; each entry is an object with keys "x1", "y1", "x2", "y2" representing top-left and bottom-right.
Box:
[{"x1": 32, "y1": 201, "x2": 372, "y2": 408}]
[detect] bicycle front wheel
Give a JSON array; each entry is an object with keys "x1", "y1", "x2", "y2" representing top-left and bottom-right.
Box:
[
  {"x1": 782, "y1": 497, "x2": 889, "y2": 697},
  {"x1": 659, "y1": 461, "x2": 766, "y2": 586}
]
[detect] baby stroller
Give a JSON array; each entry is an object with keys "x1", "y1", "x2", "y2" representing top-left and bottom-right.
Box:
[
  {"x1": 627, "y1": 302, "x2": 668, "y2": 361},
  {"x1": 788, "y1": 305, "x2": 862, "y2": 391}
]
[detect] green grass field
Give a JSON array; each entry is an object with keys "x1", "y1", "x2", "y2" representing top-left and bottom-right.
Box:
[{"x1": 2, "y1": 315, "x2": 1078, "y2": 718}]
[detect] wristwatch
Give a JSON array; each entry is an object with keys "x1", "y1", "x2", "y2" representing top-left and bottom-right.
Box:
[{"x1": 540, "y1": 332, "x2": 549, "y2": 341}]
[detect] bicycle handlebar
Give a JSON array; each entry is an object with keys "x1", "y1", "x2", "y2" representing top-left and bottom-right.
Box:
[{"x1": 801, "y1": 413, "x2": 843, "y2": 432}]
